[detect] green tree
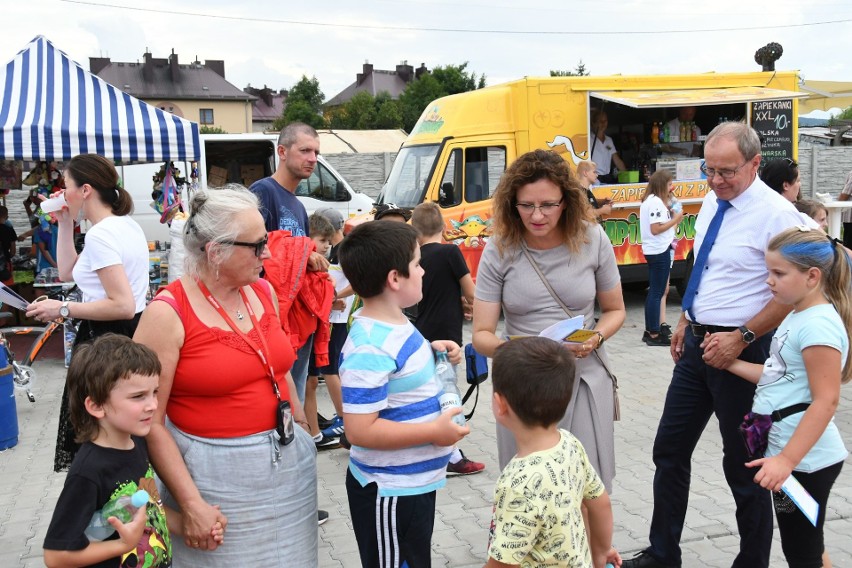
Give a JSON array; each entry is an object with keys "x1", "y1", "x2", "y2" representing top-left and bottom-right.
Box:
[
  {"x1": 399, "y1": 74, "x2": 447, "y2": 132},
  {"x1": 374, "y1": 97, "x2": 403, "y2": 129},
  {"x1": 275, "y1": 101, "x2": 325, "y2": 130},
  {"x1": 397, "y1": 63, "x2": 485, "y2": 132},
  {"x1": 288, "y1": 75, "x2": 324, "y2": 112},
  {"x1": 273, "y1": 75, "x2": 325, "y2": 130},
  {"x1": 839, "y1": 106, "x2": 852, "y2": 120},
  {"x1": 199, "y1": 125, "x2": 227, "y2": 134},
  {"x1": 431, "y1": 62, "x2": 486, "y2": 95},
  {"x1": 328, "y1": 91, "x2": 404, "y2": 130},
  {"x1": 347, "y1": 91, "x2": 379, "y2": 129},
  {"x1": 550, "y1": 60, "x2": 589, "y2": 77}
]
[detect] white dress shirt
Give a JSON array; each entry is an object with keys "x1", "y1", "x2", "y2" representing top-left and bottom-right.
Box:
[{"x1": 689, "y1": 176, "x2": 805, "y2": 326}]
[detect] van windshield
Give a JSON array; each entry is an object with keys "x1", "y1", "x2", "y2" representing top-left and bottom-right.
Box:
[{"x1": 381, "y1": 144, "x2": 440, "y2": 208}]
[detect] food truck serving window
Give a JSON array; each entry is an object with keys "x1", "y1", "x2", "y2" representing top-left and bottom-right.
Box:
[{"x1": 590, "y1": 86, "x2": 807, "y2": 109}]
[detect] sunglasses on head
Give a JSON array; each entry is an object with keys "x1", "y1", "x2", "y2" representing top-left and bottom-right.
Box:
[{"x1": 202, "y1": 235, "x2": 269, "y2": 258}]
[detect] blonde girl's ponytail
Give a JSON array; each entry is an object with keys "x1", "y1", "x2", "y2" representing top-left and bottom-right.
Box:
[
  {"x1": 823, "y1": 238, "x2": 852, "y2": 384},
  {"x1": 769, "y1": 227, "x2": 852, "y2": 383}
]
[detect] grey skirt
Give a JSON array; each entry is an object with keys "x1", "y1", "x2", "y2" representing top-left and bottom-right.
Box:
[
  {"x1": 496, "y1": 353, "x2": 616, "y2": 492},
  {"x1": 160, "y1": 421, "x2": 319, "y2": 567}
]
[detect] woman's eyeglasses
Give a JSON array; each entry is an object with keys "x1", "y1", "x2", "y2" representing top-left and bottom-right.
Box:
[
  {"x1": 515, "y1": 199, "x2": 564, "y2": 215},
  {"x1": 202, "y1": 236, "x2": 269, "y2": 257}
]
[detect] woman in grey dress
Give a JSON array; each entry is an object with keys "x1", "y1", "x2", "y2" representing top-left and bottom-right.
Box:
[{"x1": 472, "y1": 149, "x2": 625, "y2": 491}]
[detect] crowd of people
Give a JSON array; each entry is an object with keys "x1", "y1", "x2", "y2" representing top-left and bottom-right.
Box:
[{"x1": 36, "y1": 120, "x2": 851, "y2": 568}]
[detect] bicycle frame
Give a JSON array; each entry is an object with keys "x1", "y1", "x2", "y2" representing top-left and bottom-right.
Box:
[
  {"x1": 1, "y1": 284, "x2": 80, "y2": 403},
  {"x1": 1, "y1": 322, "x2": 61, "y2": 366}
]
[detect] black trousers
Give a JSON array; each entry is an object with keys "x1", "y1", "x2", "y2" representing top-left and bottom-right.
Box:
[
  {"x1": 346, "y1": 468, "x2": 436, "y2": 568},
  {"x1": 775, "y1": 461, "x2": 843, "y2": 568},
  {"x1": 646, "y1": 327, "x2": 774, "y2": 567}
]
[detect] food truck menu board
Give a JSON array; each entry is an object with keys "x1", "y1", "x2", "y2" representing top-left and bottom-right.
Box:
[{"x1": 751, "y1": 99, "x2": 794, "y2": 161}]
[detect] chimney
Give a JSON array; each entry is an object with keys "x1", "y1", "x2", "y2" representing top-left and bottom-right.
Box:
[
  {"x1": 205, "y1": 59, "x2": 225, "y2": 78},
  {"x1": 396, "y1": 60, "x2": 414, "y2": 84},
  {"x1": 415, "y1": 62, "x2": 428, "y2": 80},
  {"x1": 89, "y1": 56, "x2": 111, "y2": 75},
  {"x1": 169, "y1": 49, "x2": 179, "y2": 82},
  {"x1": 261, "y1": 86, "x2": 273, "y2": 107},
  {"x1": 142, "y1": 50, "x2": 154, "y2": 82},
  {"x1": 357, "y1": 62, "x2": 373, "y2": 86}
]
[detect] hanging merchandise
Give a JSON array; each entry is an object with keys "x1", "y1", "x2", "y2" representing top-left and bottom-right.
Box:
[{"x1": 150, "y1": 162, "x2": 185, "y2": 224}]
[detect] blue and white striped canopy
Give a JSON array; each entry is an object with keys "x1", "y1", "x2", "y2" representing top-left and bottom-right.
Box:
[{"x1": 0, "y1": 36, "x2": 199, "y2": 163}]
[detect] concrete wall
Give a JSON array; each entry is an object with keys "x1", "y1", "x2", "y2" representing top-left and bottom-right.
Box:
[
  {"x1": 322, "y1": 152, "x2": 397, "y2": 199},
  {"x1": 798, "y1": 145, "x2": 852, "y2": 198}
]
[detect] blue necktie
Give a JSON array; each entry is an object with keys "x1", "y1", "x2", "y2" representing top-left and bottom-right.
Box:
[{"x1": 681, "y1": 199, "x2": 732, "y2": 321}]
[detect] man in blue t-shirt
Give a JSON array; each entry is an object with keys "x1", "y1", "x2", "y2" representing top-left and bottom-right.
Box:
[
  {"x1": 250, "y1": 122, "x2": 317, "y2": 237},
  {"x1": 250, "y1": 121, "x2": 330, "y2": 393}
]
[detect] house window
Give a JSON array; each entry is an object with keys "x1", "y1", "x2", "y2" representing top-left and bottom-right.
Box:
[{"x1": 199, "y1": 109, "x2": 214, "y2": 125}]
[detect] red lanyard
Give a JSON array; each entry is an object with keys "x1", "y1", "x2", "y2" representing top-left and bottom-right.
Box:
[{"x1": 196, "y1": 279, "x2": 283, "y2": 401}]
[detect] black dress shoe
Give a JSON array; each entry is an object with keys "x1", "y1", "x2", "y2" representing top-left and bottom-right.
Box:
[{"x1": 622, "y1": 550, "x2": 676, "y2": 568}]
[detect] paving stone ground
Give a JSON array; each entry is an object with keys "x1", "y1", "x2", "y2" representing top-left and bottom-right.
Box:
[{"x1": 2, "y1": 287, "x2": 851, "y2": 566}]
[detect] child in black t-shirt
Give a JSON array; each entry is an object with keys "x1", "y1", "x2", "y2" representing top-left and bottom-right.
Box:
[{"x1": 43, "y1": 335, "x2": 223, "y2": 568}]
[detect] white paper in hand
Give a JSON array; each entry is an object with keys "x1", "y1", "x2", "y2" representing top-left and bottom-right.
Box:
[
  {"x1": 539, "y1": 315, "x2": 584, "y2": 342},
  {"x1": 781, "y1": 474, "x2": 819, "y2": 527},
  {"x1": 0, "y1": 282, "x2": 31, "y2": 311}
]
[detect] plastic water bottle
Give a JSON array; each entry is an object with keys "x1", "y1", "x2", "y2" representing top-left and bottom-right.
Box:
[
  {"x1": 670, "y1": 197, "x2": 683, "y2": 214},
  {"x1": 85, "y1": 489, "x2": 149, "y2": 541},
  {"x1": 434, "y1": 351, "x2": 466, "y2": 427}
]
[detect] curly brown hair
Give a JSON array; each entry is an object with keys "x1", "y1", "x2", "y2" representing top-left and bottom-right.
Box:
[{"x1": 491, "y1": 149, "x2": 592, "y2": 253}]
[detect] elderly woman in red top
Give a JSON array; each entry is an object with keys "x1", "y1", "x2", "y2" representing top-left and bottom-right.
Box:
[{"x1": 134, "y1": 185, "x2": 317, "y2": 566}]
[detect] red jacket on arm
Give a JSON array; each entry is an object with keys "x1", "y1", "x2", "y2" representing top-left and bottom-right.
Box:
[{"x1": 263, "y1": 230, "x2": 334, "y2": 367}]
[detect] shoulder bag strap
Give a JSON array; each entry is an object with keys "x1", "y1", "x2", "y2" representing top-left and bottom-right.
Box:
[{"x1": 521, "y1": 244, "x2": 620, "y2": 420}]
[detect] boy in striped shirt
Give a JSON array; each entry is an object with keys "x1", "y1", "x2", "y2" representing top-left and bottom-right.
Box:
[{"x1": 338, "y1": 221, "x2": 470, "y2": 568}]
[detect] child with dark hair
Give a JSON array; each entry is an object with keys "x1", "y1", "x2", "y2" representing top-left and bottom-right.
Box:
[
  {"x1": 338, "y1": 220, "x2": 469, "y2": 568},
  {"x1": 487, "y1": 337, "x2": 620, "y2": 568},
  {"x1": 43, "y1": 334, "x2": 221, "y2": 568}
]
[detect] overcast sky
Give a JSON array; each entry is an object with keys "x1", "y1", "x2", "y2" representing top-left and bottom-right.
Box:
[{"x1": 3, "y1": 0, "x2": 851, "y2": 103}]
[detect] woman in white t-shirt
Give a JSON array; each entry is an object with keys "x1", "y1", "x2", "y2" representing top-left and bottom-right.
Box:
[
  {"x1": 639, "y1": 170, "x2": 683, "y2": 346},
  {"x1": 26, "y1": 154, "x2": 149, "y2": 471}
]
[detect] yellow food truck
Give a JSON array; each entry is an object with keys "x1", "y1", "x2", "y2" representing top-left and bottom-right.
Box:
[{"x1": 354, "y1": 70, "x2": 805, "y2": 290}]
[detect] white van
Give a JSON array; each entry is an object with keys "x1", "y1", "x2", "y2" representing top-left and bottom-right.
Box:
[{"x1": 120, "y1": 133, "x2": 374, "y2": 241}]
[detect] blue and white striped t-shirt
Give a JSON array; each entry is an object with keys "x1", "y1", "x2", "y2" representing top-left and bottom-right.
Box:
[{"x1": 340, "y1": 314, "x2": 451, "y2": 497}]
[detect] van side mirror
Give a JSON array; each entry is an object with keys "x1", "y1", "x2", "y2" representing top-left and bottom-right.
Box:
[{"x1": 335, "y1": 181, "x2": 350, "y2": 202}]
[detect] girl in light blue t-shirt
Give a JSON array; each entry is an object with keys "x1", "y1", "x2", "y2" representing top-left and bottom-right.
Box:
[{"x1": 722, "y1": 226, "x2": 851, "y2": 567}]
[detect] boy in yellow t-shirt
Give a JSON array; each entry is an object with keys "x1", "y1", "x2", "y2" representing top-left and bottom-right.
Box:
[{"x1": 487, "y1": 337, "x2": 620, "y2": 568}]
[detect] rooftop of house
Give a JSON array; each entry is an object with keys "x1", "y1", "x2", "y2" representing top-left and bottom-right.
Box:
[
  {"x1": 91, "y1": 50, "x2": 255, "y2": 102},
  {"x1": 245, "y1": 86, "x2": 288, "y2": 122},
  {"x1": 325, "y1": 61, "x2": 428, "y2": 107}
]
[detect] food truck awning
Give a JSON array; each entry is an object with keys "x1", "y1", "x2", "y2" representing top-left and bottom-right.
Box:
[{"x1": 590, "y1": 86, "x2": 808, "y2": 109}]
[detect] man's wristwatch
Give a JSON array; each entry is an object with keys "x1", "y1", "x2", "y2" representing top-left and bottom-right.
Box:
[
  {"x1": 738, "y1": 325, "x2": 756, "y2": 344},
  {"x1": 59, "y1": 301, "x2": 70, "y2": 318}
]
